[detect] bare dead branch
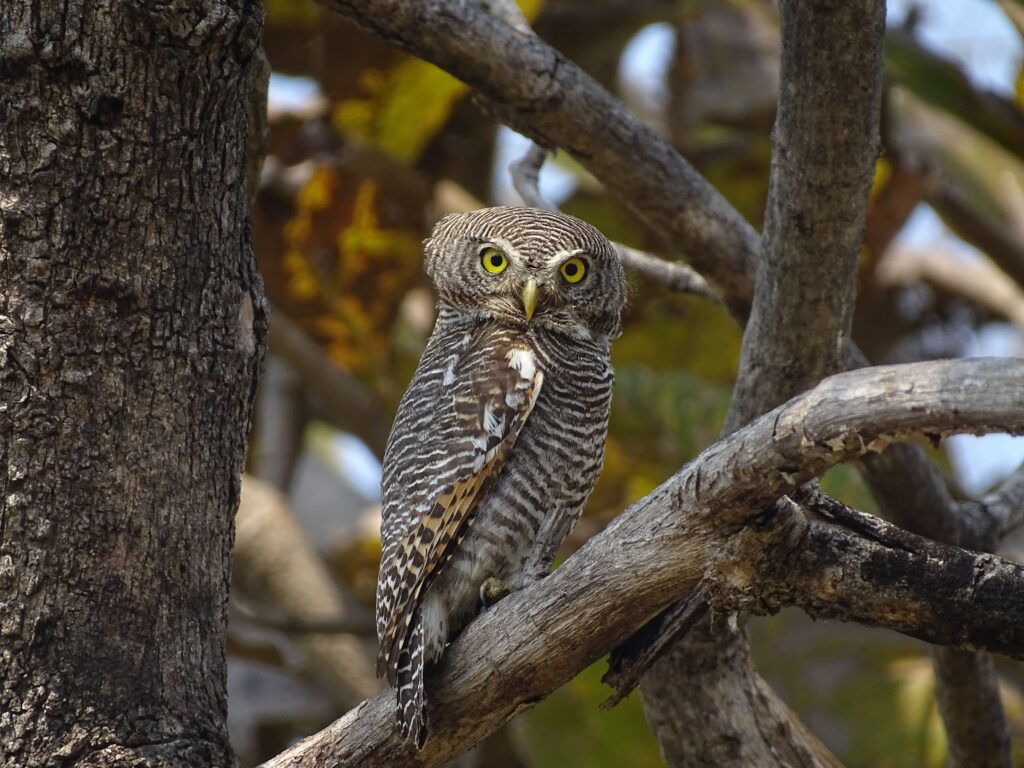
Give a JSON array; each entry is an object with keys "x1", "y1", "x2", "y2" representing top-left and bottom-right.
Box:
[
  {"x1": 986, "y1": 462, "x2": 1024, "y2": 536},
  {"x1": 601, "y1": 591, "x2": 707, "y2": 708},
  {"x1": 928, "y1": 177, "x2": 1024, "y2": 291},
  {"x1": 508, "y1": 142, "x2": 555, "y2": 210},
  {"x1": 613, "y1": 243, "x2": 719, "y2": 301},
  {"x1": 262, "y1": 357, "x2": 1024, "y2": 767},
  {"x1": 885, "y1": 26, "x2": 1024, "y2": 162},
  {"x1": 232, "y1": 596, "x2": 375, "y2": 637}
]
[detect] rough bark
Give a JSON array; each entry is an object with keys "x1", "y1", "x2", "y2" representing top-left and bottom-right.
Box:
[
  {"x1": 261, "y1": 357, "x2": 1024, "y2": 767},
  {"x1": 727, "y1": 0, "x2": 884, "y2": 428},
  {"x1": 0, "y1": 2, "x2": 265, "y2": 766},
  {"x1": 640, "y1": 1, "x2": 886, "y2": 765}
]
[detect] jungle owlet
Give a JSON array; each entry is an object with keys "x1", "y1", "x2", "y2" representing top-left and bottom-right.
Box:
[{"x1": 376, "y1": 206, "x2": 626, "y2": 746}]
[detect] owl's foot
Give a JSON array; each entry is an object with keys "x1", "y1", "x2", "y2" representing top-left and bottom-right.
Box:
[{"x1": 479, "y1": 576, "x2": 511, "y2": 609}]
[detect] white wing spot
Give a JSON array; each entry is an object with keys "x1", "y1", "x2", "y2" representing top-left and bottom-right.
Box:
[
  {"x1": 442, "y1": 358, "x2": 457, "y2": 386},
  {"x1": 483, "y1": 404, "x2": 501, "y2": 436},
  {"x1": 506, "y1": 347, "x2": 537, "y2": 382}
]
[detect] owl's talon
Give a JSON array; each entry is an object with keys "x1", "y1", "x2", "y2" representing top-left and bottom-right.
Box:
[{"x1": 480, "y1": 576, "x2": 511, "y2": 608}]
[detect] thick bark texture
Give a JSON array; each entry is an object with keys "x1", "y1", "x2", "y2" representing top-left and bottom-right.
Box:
[{"x1": 0, "y1": 3, "x2": 265, "y2": 766}]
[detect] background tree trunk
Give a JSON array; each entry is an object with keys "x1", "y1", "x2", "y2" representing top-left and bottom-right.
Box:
[{"x1": 0, "y1": 2, "x2": 265, "y2": 766}]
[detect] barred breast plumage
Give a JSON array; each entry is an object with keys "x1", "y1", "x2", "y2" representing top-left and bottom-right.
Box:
[{"x1": 375, "y1": 207, "x2": 626, "y2": 747}]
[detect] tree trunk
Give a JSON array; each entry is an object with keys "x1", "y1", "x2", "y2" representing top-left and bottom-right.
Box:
[{"x1": 0, "y1": 2, "x2": 265, "y2": 766}]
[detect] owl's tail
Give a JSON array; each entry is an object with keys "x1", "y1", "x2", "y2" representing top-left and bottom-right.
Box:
[{"x1": 396, "y1": 612, "x2": 428, "y2": 748}]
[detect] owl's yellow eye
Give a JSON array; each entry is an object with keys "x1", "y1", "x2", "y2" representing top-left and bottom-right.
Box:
[
  {"x1": 560, "y1": 256, "x2": 587, "y2": 284},
  {"x1": 481, "y1": 247, "x2": 508, "y2": 274}
]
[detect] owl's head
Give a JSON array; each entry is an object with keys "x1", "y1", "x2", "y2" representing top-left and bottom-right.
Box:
[{"x1": 423, "y1": 207, "x2": 627, "y2": 338}]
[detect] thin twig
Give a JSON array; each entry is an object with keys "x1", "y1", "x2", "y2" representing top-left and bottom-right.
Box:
[
  {"x1": 509, "y1": 142, "x2": 555, "y2": 210},
  {"x1": 614, "y1": 243, "x2": 719, "y2": 301},
  {"x1": 601, "y1": 591, "x2": 708, "y2": 708}
]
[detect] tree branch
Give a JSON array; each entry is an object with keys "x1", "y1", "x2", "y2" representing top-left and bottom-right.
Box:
[
  {"x1": 727, "y1": 0, "x2": 884, "y2": 427},
  {"x1": 262, "y1": 357, "x2": 1024, "y2": 767},
  {"x1": 876, "y1": 246, "x2": 1024, "y2": 329},
  {"x1": 985, "y1": 462, "x2": 1024, "y2": 537},
  {"x1": 508, "y1": 142, "x2": 555, "y2": 210},
  {"x1": 927, "y1": 177, "x2": 1024, "y2": 292},
  {"x1": 612, "y1": 243, "x2": 718, "y2": 301}
]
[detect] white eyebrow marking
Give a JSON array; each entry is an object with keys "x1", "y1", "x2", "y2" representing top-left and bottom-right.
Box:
[
  {"x1": 549, "y1": 248, "x2": 586, "y2": 266},
  {"x1": 483, "y1": 236, "x2": 524, "y2": 263}
]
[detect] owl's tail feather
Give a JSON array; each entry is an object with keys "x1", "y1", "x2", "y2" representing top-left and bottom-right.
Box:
[{"x1": 396, "y1": 613, "x2": 428, "y2": 749}]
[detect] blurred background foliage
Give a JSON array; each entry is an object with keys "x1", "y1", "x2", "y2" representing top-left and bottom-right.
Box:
[{"x1": 232, "y1": 1, "x2": 1024, "y2": 765}]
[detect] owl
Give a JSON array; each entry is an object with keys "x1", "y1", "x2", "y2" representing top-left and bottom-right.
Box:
[{"x1": 376, "y1": 206, "x2": 626, "y2": 746}]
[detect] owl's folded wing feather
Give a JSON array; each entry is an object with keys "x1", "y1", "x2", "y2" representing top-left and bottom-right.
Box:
[{"x1": 377, "y1": 342, "x2": 543, "y2": 682}]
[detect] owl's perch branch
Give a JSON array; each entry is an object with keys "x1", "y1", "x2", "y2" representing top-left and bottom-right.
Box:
[{"x1": 262, "y1": 357, "x2": 1024, "y2": 768}]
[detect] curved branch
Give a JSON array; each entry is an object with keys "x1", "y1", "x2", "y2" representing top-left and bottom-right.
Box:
[{"x1": 262, "y1": 357, "x2": 1024, "y2": 767}]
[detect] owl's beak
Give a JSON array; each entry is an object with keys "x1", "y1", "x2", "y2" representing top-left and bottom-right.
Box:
[{"x1": 521, "y1": 278, "x2": 539, "y2": 321}]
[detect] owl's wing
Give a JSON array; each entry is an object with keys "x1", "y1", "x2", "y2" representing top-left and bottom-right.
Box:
[{"x1": 377, "y1": 338, "x2": 543, "y2": 682}]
